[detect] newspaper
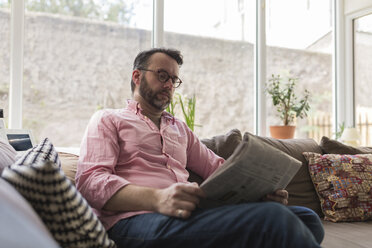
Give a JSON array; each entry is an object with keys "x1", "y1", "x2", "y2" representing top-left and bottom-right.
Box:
[{"x1": 199, "y1": 133, "x2": 302, "y2": 208}]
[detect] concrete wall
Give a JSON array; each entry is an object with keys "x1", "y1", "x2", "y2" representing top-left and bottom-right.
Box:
[{"x1": 0, "y1": 10, "x2": 334, "y2": 146}]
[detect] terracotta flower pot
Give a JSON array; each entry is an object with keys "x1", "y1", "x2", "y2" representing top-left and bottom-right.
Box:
[{"x1": 269, "y1": 125, "x2": 296, "y2": 139}]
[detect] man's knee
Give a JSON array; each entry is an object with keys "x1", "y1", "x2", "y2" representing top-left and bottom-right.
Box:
[
  {"x1": 237, "y1": 202, "x2": 320, "y2": 247},
  {"x1": 244, "y1": 202, "x2": 315, "y2": 234},
  {"x1": 288, "y1": 206, "x2": 324, "y2": 244},
  {"x1": 254, "y1": 202, "x2": 294, "y2": 219}
]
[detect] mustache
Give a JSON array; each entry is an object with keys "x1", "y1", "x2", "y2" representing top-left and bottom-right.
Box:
[{"x1": 159, "y1": 90, "x2": 171, "y2": 98}]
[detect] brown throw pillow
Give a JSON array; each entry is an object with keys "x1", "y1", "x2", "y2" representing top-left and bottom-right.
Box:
[
  {"x1": 320, "y1": 136, "x2": 372, "y2": 154},
  {"x1": 187, "y1": 129, "x2": 243, "y2": 184},
  {"x1": 201, "y1": 129, "x2": 242, "y2": 160},
  {"x1": 304, "y1": 152, "x2": 372, "y2": 222},
  {"x1": 247, "y1": 132, "x2": 323, "y2": 216}
]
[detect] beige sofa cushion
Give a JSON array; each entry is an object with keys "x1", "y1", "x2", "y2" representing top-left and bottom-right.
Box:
[{"x1": 60, "y1": 152, "x2": 78, "y2": 185}]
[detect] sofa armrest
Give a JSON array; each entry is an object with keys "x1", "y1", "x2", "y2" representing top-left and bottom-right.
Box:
[{"x1": 0, "y1": 178, "x2": 59, "y2": 248}]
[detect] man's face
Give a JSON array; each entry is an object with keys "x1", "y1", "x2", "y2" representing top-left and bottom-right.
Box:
[
  {"x1": 139, "y1": 75, "x2": 172, "y2": 110},
  {"x1": 138, "y1": 53, "x2": 178, "y2": 111}
]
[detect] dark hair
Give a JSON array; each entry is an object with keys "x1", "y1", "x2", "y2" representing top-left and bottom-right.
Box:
[{"x1": 131, "y1": 48, "x2": 183, "y2": 93}]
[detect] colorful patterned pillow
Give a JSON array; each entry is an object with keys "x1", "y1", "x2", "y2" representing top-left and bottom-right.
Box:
[
  {"x1": 303, "y1": 152, "x2": 372, "y2": 222},
  {"x1": 1, "y1": 138, "x2": 116, "y2": 248}
]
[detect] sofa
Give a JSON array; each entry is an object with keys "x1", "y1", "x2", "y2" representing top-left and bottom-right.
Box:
[{"x1": 1, "y1": 130, "x2": 372, "y2": 248}]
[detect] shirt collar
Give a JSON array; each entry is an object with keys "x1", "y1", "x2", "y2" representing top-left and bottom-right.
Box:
[
  {"x1": 162, "y1": 111, "x2": 176, "y2": 125},
  {"x1": 126, "y1": 99, "x2": 175, "y2": 124},
  {"x1": 126, "y1": 99, "x2": 141, "y2": 114}
]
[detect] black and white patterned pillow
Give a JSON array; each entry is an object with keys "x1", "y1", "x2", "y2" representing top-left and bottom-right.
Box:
[
  {"x1": 14, "y1": 137, "x2": 61, "y2": 167},
  {"x1": 2, "y1": 138, "x2": 116, "y2": 248}
]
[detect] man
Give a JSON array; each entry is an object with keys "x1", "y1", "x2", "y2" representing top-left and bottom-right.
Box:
[{"x1": 76, "y1": 48, "x2": 324, "y2": 248}]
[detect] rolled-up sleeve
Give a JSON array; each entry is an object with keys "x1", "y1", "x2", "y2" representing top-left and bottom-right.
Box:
[
  {"x1": 75, "y1": 110, "x2": 129, "y2": 210},
  {"x1": 184, "y1": 126, "x2": 225, "y2": 180}
]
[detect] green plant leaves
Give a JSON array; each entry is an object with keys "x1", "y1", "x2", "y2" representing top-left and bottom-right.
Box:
[
  {"x1": 166, "y1": 93, "x2": 199, "y2": 131},
  {"x1": 266, "y1": 74, "x2": 310, "y2": 126}
]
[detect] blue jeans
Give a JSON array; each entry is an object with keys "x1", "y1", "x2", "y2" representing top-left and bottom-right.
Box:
[{"x1": 108, "y1": 202, "x2": 324, "y2": 248}]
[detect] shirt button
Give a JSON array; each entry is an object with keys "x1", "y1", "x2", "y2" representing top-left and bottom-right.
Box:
[{"x1": 167, "y1": 165, "x2": 171, "y2": 169}]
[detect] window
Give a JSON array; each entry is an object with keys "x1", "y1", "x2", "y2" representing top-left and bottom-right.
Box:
[
  {"x1": 0, "y1": 1, "x2": 10, "y2": 126},
  {"x1": 22, "y1": 0, "x2": 152, "y2": 146},
  {"x1": 266, "y1": 0, "x2": 333, "y2": 141},
  {"x1": 163, "y1": 0, "x2": 255, "y2": 139},
  {"x1": 7, "y1": 0, "x2": 366, "y2": 146},
  {"x1": 354, "y1": 13, "x2": 372, "y2": 146}
]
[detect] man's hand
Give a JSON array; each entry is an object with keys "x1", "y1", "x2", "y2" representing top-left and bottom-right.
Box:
[
  {"x1": 262, "y1": 189, "x2": 288, "y2": 205},
  {"x1": 154, "y1": 182, "x2": 205, "y2": 219}
]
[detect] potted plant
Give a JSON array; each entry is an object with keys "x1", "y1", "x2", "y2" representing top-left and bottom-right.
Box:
[{"x1": 266, "y1": 74, "x2": 310, "y2": 139}]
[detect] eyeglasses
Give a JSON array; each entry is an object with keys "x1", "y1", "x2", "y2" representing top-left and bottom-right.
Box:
[{"x1": 138, "y1": 68, "x2": 182, "y2": 88}]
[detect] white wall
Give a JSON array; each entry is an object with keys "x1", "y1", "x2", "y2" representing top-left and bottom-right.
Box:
[{"x1": 345, "y1": 0, "x2": 372, "y2": 15}]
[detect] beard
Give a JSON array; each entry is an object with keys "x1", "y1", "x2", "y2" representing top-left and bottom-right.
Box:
[{"x1": 139, "y1": 76, "x2": 172, "y2": 111}]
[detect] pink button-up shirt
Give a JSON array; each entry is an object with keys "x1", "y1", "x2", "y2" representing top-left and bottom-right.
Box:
[{"x1": 76, "y1": 100, "x2": 224, "y2": 230}]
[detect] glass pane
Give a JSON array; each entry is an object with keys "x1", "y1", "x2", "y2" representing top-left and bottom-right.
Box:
[
  {"x1": 23, "y1": 0, "x2": 152, "y2": 146},
  {"x1": 0, "y1": 1, "x2": 10, "y2": 126},
  {"x1": 354, "y1": 13, "x2": 372, "y2": 146},
  {"x1": 266, "y1": 0, "x2": 333, "y2": 141},
  {"x1": 164, "y1": 0, "x2": 255, "y2": 139}
]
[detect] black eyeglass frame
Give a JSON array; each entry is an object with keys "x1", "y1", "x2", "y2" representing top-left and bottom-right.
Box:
[{"x1": 138, "y1": 68, "x2": 183, "y2": 88}]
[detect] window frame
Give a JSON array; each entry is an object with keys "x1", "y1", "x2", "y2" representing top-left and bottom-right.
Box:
[
  {"x1": 9, "y1": 0, "x2": 24, "y2": 129},
  {"x1": 8, "y1": 0, "x2": 364, "y2": 139},
  {"x1": 344, "y1": 6, "x2": 372, "y2": 128}
]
